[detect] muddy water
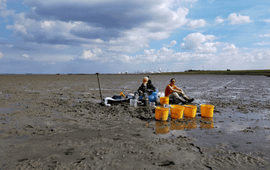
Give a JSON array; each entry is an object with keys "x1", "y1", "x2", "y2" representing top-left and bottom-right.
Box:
[{"x1": 0, "y1": 74, "x2": 270, "y2": 169}]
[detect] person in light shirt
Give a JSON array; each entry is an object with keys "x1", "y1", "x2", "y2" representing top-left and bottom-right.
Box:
[{"x1": 165, "y1": 78, "x2": 194, "y2": 104}]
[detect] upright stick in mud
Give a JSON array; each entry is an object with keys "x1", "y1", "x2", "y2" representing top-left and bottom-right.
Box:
[{"x1": 96, "y1": 73, "x2": 104, "y2": 105}]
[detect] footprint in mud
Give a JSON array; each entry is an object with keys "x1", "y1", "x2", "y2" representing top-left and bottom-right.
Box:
[
  {"x1": 75, "y1": 158, "x2": 86, "y2": 163},
  {"x1": 64, "y1": 148, "x2": 74, "y2": 155},
  {"x1": 158, "y1": 160, "x2": 175, "y2": 167},
  {"x1": 17, "y1": 158, "x2": 28, "y2": 162}
]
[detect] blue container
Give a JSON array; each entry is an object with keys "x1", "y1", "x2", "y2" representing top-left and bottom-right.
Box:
[
  {"x1": 148, "y1": 95, "x2": 156, "y2": 102},
  {"x1": 150, "y1": 89, "x2": 158, "y2": 102},
  {"x1": 139, "y1": 89, "x2": 159, "y2": 103}
]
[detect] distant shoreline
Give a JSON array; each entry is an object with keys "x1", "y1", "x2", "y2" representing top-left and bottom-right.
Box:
[
  {"x1": 159, "y1": 69, "x2": 270, "y2": 77},
  {"x1": 1, "y1": 69, "x2": 270, "y2": 76}
]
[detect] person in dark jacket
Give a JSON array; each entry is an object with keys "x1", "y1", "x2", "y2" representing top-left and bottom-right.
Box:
[
  {"x1": 137, "y1": 77, "x2": 149, "y2": 95},
  {"x1": 146, "y1": 79, "x2": 156, "y2": 94}
]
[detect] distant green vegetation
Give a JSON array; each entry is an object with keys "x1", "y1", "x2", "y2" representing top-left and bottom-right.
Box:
[{"x1": 161, "y1": 69, "x2": 270, "y2": 77}]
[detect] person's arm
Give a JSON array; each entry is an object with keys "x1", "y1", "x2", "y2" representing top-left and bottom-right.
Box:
[
  {"x1": 138, "y1": 84, "x2": 146, "y2": 94},
  {"x1": 169, "y1": 85, "x2": 182, "y2": 93},
  {"x1": 137, "y1": 84, "x2": 143, "y2": 93},
  {"x1": 147, "y1": 84, "x2": 156, "y2": 92},
  {"x1": 174, "y1": 86, "x2": 182, "y2": 92}
]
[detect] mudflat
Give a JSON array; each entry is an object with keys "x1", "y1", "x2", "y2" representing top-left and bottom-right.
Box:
[{"x1": 0, "y1": 74, "x2": 270, "y2": 169}]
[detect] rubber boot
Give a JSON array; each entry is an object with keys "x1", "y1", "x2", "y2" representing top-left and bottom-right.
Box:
[{"x1": 183, "y1": 96, "x2": 194, "y2": 103}]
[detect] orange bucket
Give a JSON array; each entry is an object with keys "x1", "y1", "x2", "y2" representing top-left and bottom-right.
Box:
[
  {"x1": 160, "y1": 97, "x2": 169, "y2": 105},
  {"x1": 170, "y1": 105, "x2": 184, "y2": 119},
  {"x1": 201, "y1": 104, "x2": 215, "y2": 117},
  {"x1": 155, "y1": 107, "x2": 169, "y2": 121},
  {"x1": 184, "y1": 105, "x2": 197, "y2": 118}
]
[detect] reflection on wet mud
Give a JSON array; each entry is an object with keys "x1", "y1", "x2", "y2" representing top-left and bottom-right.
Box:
[
  {"x1": 155, "y1": 121, "x2": 169, "y2": 134},
  {"x1": 200, "y1": 117, "x2": 214, "y2": 129},
  {"x1": 184, "y1": 118, "x2": 197, "y2": 129},
  {"x1": 170, "y1": 120, "x2": 184, "y2": 130},
  {"x1": 155, "y1": 117, "x2": 215, "y2": 134}
]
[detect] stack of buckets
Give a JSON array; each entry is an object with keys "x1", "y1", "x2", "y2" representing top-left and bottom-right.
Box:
[{"x1": 155, "y1": 96, "x2": 215, "y2": 121}]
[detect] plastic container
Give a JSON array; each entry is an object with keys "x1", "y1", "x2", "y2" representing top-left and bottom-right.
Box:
[
  {"x1": 148, "y1": 95, "x2": 156, "y2": 102},
  {"x1": 170, "y1": 105, "x2": 184, "y2": 119},
  {"x1": 184, "y1": 105, "x2": 197, "y2": 118},
  {"x1": 156, "y1": 97, "x2": 160, "y2": 104},
  {"x1": 150, "y1": 102, "x2": 155, "y2": 107},
  {"x1": 129, "y1": 99, "x2": 137, "y2": 107},
  {"x1": 150, "y1": 91, "x2": 158, "y2": 102},
  {"x1": 157, "y1": 92, "x2": 165, "y2": 98},
  {"x1": 155, "y1": 107, "x2": 169, "y2": 121},
  {"x1": 201, "y1": 104, "x2": 215, "y2": 117},
  {"x1": 160, "y1": 97, "x2": 169, "y2": 105}
]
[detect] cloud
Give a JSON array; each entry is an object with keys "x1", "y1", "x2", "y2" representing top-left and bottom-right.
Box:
[
  {"x1": 262, "y1": 19, "x2": 270, "y2": 23},
  {"x1": 215, "y1": 13, "x2": 252, "y2": 25},
  {"x1": 163, "y1": 40, "x2": 177, "y2": 47},
  {"x1": 220, "y1": 44, "x2": 258, "y2": 63},
  {"x1": 180, "y1": 33, "x2": 220, "y2": 53},
  {"x1": 0, "y1": 0, "x2": 7, "y2": 10},
  {"x1": 0, "y1": 52, "x2": 4, "y2": 59},
  {"x1": 6, "y1": 13, "x2": 86, "y2": 45},
  {"x1": 79, "y1": 49, "x2": 102, "y2": 60},
  {"x1": 228, "y1": 13, "x2": 252, "y2": 25},
  {"x1": 35, "y1": 54, "x2": 74, "y2": 62},
  {"x1": 259, "y1": 33, "x2": 270, "y2": 37},
  {"x1": 256, "y1": 50, "x2": 270, "y2": 60},
  {"x1": 187, "y1": 19, "x2": 206, "y2": 28},
  {"x1": 43, "y1": 62, "x2": 56, "y2": 65},
  {"x1": 253, "y1": 41, "x2": 270, "y2": 46},
  {"x1": 0, "y1": 0, "x2": 15, "y2": 18},
  {"x1": 22, "y1": 54, "x2": 30, "y2": 58},
  {"x1": 93, "y1": 46, "x2": 220, "y2": 65},
  {"x1": 6, "y1": 0, "x2": 190, "y2": 58},
  {"x1": 215, "y1": 16, "x2": 225, "y2": 24},
  {"x1": 41, "y1": 21, "x2": 56, "y2": 30},
  {"x1": 119, "y1": 44, "x2": 269, "y2": 67},
  {"x1": 0, "y1": 9, "x2": 15, "y2": 18},
  {"x1": 222, "y1": 44, "x2": 238, "y2": 52}
]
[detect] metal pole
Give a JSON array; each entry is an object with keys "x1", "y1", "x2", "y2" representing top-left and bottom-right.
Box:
[{"x1": 96, "y1": 73, "x2": 104, "y2": 105}]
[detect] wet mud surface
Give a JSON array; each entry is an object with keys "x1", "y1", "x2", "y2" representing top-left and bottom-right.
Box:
[{"x1": 0, "y1": 74, "x2": 270, "y2": 169}]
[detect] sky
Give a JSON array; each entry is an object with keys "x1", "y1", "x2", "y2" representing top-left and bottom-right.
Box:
[{"x1": 0, "y1": 0, "x2": 270, "y2": 74}]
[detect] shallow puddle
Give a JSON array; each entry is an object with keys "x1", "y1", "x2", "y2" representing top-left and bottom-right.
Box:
[{"x1": 144, "y1": 106, "x2": 270, "y2": 157}]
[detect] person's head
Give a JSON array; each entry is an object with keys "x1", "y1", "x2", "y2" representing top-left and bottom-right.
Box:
[
  {"x1": 143, "y1": 77, "x2": 149, "y2": 84},
  {"x1": 170, "y1": 78, "x2": 176, "y2": 85},
  {"x1": 148, "y1": 79, "x2": 152, "y2": 84}
]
